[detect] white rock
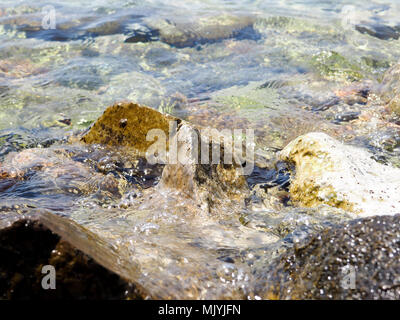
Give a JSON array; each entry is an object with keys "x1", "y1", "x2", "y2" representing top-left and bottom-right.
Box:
[{"x1": 279, "y1": 132, "x2": 400, "y2": 216}]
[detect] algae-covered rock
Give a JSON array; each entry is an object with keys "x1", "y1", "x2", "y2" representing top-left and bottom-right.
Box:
[
  {"x1": 310, "y1": 51, "x2": 363, "y2": 82},
  {"x1": 0, "y1": 214, "x2": 143, "y2": 299},
  {"x1": 279, "y1": 132, "x2": 400, "y2": 216},
  {"x1": 263, "y1": 214, "x2": 400, "y2": 300},
  {"x1": 81, "y1": 102, "x2": 177, "y2": 153}
]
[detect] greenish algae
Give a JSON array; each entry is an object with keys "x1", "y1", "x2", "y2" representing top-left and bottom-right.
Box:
[
  {"x1": 310, "y1": 50, "x2": 363, "y2": 82},
  {"x1": 81, "y1": 101, "x2": 177, "y2": 153}
]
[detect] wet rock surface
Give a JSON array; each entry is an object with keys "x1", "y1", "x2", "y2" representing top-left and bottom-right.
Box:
[
  {"x1": 263, "y1": 214, "x2": 400, "y2": 300},
  {"x1": 158, "y1": 123, "x2": 250, "y2": 214},
  {"x1": 81, "y1": 102, "x2": 177, "y2": 153},
  {"x1": 81, "y1": 102, "x2": 253, "y2": 213},
  {"x1": 0, "y1": 216, "x2": 142, "y2": 299},
  {"x1": 279, "y1": 132, "x2": 400, "y2": 216}
]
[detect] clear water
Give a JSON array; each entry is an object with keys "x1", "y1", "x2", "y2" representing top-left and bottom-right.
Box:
[{"x1": 1, "y1": 0, "x2": 400, "y2": 299}]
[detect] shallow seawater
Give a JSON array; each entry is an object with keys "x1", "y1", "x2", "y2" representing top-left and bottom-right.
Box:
[{"x1": 1, "y1": 0, "x2": 400, "y2": 298}]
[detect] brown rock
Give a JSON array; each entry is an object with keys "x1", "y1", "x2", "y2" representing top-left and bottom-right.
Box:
[{"x1": 81, "y1": 102, "x2": 178, "y2": 153}]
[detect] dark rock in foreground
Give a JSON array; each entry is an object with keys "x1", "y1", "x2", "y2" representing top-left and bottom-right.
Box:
[
  {"x1": 263, "y1": 214, "x2": 400, "y2": 299},
  {"x1": 0, "y1": 213, "x2": 143, "y2": 299}
]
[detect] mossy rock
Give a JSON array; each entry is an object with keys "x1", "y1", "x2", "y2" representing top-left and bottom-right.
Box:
[
  {"x1": 81, "y1": 102, "x2": 178, "y2": 153},
  {"x1": 311, "y1": 51, "x2": 363, "y2": 82}
]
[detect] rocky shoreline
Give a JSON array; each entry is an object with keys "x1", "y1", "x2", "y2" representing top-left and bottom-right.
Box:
[
  {"x1": 2, "y1": 2, "x2": 400, "y2": 300},
  {"x1": 1, "y1": 93, "x2": 400, "y2": 299}
]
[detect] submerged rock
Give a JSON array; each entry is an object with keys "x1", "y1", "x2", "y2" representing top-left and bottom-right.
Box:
[
  {"x1": 263, "y1": 214, "x2": 400, "y2": 300},
  {"x1": 310, "y1": 51, "x2": 363, "y2": 82},
  {"x1": 145, "y1": 14, "x2": 259, "y2": 48},
  {"x1": 124, "y1": 24, "x2": 159, "y2": 43},
  {"x1": 279, "y1": 132, "x2": 400, "y2": 216},
  {"x1": 1, "y1": 12, "x2": 145, "y2": 42},
  {"x1": 355, "y1": 23, "x2": 400, "y2": 40},
  {"x1": 0, "y1": 146, "x2": 134, "y2": 212}
]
